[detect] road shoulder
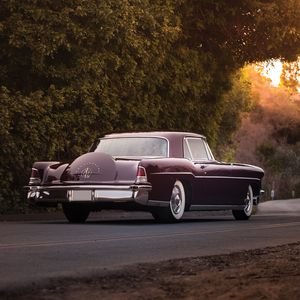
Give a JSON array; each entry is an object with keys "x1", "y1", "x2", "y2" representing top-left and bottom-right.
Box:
[{"x1": 1, "y1": 242, "x2": 299, "y2": 300}]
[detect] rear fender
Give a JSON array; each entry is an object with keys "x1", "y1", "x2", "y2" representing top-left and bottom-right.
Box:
[
  {"x1": 43, "y1": 163, "x2": 69, "y2": 184},
  {"x1": 31, "y1": 161, "x2": 66, "y2": 185},
  {"x1": 139, "y1": 158, "x2": 195, "y2": 202}
]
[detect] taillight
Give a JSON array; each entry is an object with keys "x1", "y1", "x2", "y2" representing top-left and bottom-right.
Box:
[
  {"x1": 136, "y1": 166, "x2": 147, "y2": 183},
  {"x1": 29, "y1": 168, "x2": 41, "y2": 185}
]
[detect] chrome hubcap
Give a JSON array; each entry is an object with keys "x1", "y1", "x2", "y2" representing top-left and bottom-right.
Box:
[
  {"x1": 170, "y1": 186, "x2": 182, "y2": 215},
  {"x1": 244, "y1": 188, "x2": 253, "y2": 215}
]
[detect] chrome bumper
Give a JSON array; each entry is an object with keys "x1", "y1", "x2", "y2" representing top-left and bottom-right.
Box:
[{"x1": 27, "y1": 184, "x2": 152, "y2": 206}]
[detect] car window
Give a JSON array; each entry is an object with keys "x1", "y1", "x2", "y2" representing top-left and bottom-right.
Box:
[
  {"x1": 183, "y1": 140, "x2": 192, "y2": 160},
  {"x1": 184, "y1": 138, "x2": 209, "y2": 160},
  {"x1": 95, "y1": 137, "x2": 168, "y2": 158}
]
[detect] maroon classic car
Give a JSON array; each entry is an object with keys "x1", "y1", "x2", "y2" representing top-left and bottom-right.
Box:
[{"x1": 27, "y1": 132, "x2": 264, "y2": 223}]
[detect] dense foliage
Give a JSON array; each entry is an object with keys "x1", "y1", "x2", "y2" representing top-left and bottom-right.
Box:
[
  {"x1": 0, "y1": 0, "x2": 299, "y2": 212},
  {"x1": 235, "y1": 67, "x2": 300, "y2": 199}
]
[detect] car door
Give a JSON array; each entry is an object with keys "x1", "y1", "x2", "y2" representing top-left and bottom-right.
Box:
[{"x1": 183, "y1": 137, "x2": 244, "y2": 206}]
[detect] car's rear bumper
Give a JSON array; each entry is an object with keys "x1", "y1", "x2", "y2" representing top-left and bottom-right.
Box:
[{"x1": 26, "y1": 184, "x2": 152, "y2": 206}]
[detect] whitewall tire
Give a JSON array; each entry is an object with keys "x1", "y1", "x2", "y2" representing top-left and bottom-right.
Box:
[{"x1": 232, "y1": 185, "x2": 254, "y2": 220}]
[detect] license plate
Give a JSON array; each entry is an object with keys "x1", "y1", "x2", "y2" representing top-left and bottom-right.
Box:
[
  {"x1": 94, "y1": 190, "x2": 132, "y2": 199},
  {"x1": 68, "y1": 190, "x2": 92, "y2": 201}
]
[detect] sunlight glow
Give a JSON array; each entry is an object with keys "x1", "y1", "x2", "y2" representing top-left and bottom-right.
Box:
[{"x1": 261, "y1": 60, "x2": 283, "y2": 87}]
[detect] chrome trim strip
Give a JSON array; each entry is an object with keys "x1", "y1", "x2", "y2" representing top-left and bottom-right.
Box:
[
  {"x1": 151, "y1": 172, "x2": 193, "y2": 176},
  {"x1": 147, "y1": 200, "x2": 169, "y2": 207},
  {"x1": 28, "y1": 184, "x2": 151, "y2": 191},
  {"x1": 195, "y1": 176, "x2": 260, "y2": 181},
  {"x1": 150, "y1": 172, "x2": 260, "y2": 181},
  {"x1": 190, "y1": 205, "x2": 245, "y2": 211}
]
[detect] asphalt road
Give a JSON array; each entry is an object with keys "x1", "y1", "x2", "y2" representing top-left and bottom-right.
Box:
[{"x1": 0, "y1": 199, "x2": 300, "y2": 291}]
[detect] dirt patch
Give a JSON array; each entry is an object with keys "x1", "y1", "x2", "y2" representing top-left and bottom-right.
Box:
[{"x1": 1, "y1": 242, "x2": 300, "y2": 300}]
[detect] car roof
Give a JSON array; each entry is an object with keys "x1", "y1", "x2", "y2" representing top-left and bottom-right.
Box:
[{"x1": 103, "y1": 131, "x2": 206, "y2": 140}]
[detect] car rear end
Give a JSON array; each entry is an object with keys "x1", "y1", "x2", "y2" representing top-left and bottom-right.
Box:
[{"x1": 27, "y1": 154, "x2": 152, "y2": 209}]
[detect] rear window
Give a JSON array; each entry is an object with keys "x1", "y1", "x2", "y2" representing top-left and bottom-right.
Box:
[{"x1": 95, "y1": 137, "x2": 168, "y2": 158}]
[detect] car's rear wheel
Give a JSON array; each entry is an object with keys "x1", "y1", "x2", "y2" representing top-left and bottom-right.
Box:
[
  {"x1": 232, "y1": 185, "x2": 253, "y2": 220},
  {"x1": 62, "y1": 203, "x2": 90, "y2": 223},
  {"x1": 151, "y1": 180, "x2": 186, "y2": 223}
]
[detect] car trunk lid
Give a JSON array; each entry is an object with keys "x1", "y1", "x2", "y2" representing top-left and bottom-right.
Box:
[{"x1": 60, "y1": 152, "x2": 140, "y2": 184}]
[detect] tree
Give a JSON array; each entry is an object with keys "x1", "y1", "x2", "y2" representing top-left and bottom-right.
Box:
[
  {"x1": 235, "y1": 66, "x2": 300, "y2": 199},
  {"x1": 179, "y1": 0, "x2": 300, "y2": 64},
  {"x1": 280, "y1": 58, "x2": 300, "y2": 93},
  {"x1": 0, "y1": 0, "x2": 299, "y2": 212}
]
